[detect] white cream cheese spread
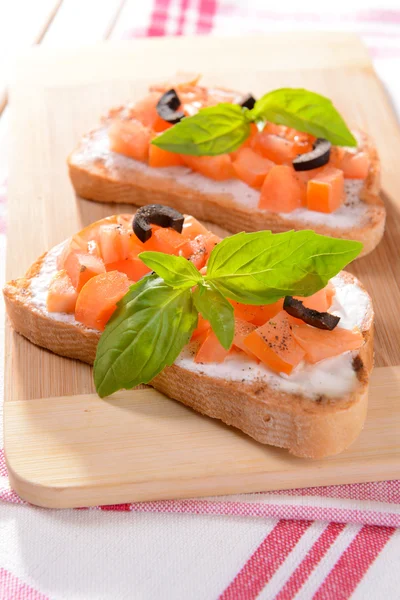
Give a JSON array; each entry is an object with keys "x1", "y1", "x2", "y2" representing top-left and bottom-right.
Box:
[
  {"x1": 29, "y1": 243, "x2": 370, "y2": 400},
  {"x1": 71, "y1": 128, "x2": 368, "y2": 231}
]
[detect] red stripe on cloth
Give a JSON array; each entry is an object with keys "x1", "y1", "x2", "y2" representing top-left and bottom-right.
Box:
[
  {"x1": 2, "y1": 488, "x2": 400, "y2": 527},
  {"x1": 219, "y1": 520, "x2": 311, "y2": 600},
  {"x1": 0, "y1": 486, "x2": 26, "y2": 504},
  {"x1": 0, "y1": 449, "x2": 7, "y2": 477},
  {"x1": 100, "y1": 503, "x2": 132, "y2": 511},
  {"x1": 127, "y1": 498, "x2": 400, "y2": 528},
  {"x1": 176, "y1": 0, "x2": 191, "y2": 35},
  {"x1": 146, "y1": 0, "x2": 172, "y2": 37},
  {"x1": 275, "y1": 523, "x2": 346, "y2": 600},
  {"x1": 313, "y1": 525, "x2": 395, "y2": 599},
  {"x1": 0, "y1": 568, "x2": 49, "y2": 600},
  {"x1": 196, "y1": 0, "x2": 217, "y2": 33},
  {"x1": 271, "y1": 480, "x2": 400, "y2": 504}
]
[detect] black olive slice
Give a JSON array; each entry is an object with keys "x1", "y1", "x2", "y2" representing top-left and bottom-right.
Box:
[
  {"x1": 292, "y1": 138, "x2": 331, "y2": 172},
  {"x1": 133, "y1": 204, "x2": 185, "y2": 243},
  {"x1": 283, "y1": 296, "x2": 340, "y2": 331},
  {"x1": 156, "y1": 88, "x2": 185, "y2": 124},
  {"x1": 239, "y1": 94, "x2": 256, "y2": 110}
]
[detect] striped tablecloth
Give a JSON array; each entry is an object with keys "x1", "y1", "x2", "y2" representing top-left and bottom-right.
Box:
[{"x1": 1, "y1": 2, "x2": 400, "y2": 598}]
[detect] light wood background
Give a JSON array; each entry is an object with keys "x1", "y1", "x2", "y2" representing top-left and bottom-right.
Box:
[{"x1": 4, "y1": 34, "x2": 400, "y2": 507}]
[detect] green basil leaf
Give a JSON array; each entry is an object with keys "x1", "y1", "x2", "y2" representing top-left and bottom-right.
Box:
[
  {"x1": 94, "y1": 274, "x2": 198, "y2": 397},
  {"x1": 139, "y1": 251, "x2": 202, "y2": 289},
  {"x1": 251, "y1": 88, "x2": 357, "y2": 147},
  {"x1": 151, "y1": 104, "x2": 251, "y2": 156},
  {"x1": 193, "y1": 283, "x2": 234, "y2": 350},
  {"x1": 206, "y1": 230, "x2": 362, "y2": 304}
]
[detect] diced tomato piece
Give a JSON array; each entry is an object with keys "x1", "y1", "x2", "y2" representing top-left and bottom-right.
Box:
[
  {"x1": 64, "y1": 252, "x2": 106, "y2": 292},
  {"x1": 98, "y1": 224, "x2": 131, "y2": 264},
  {"x1": 326, "y1": 281, "x2": 336, "y2": 306},
  {"x1": 340, "y1": 151, "x2": 370, "y2": 179},
  {"x1": 307, "y1": 166, "x2": 344, "y2": 213},
  {"x1": 191, "y1": 314, "x2": 211, "y2": 340},
  {"x1": 304, "y1": 288, "x2": 329, "y2": 312},
  {"x1": 329, "y1": 146, "x2": 346, "y2": 168},
  {"x1": 129, "y1": 92, "x2": 161, "y2": 128},
  {"x1": 184, "y1": 238, "x2": 208, "y2": 270},
  {"x1": 262, "y1": 123, "x2": 288, "y2": 137},
  {"x1": 284, "y1": 128, "x2": 315, "y2": 144},
  {"x1": 105, "y1": 258, "x2": 151, "y2": 281},
  {"x1": 47, "y1": 270, "x2": 78, "y2": 314},
  {"x1": 284, "y1": 129, "x2": 315, "y2": 155},
  {"x1": 181, "y1": 215, "x2": 210, "y2": 240},
  {"x1": 205, "y1": 87, "x2": 243, "y2": 106},
  {"x1": 126, "y1": 233, "x2": 145, "y2": 259},
  {"x1": 252, "y1": 132, "x2": 297, "y2": 164},
  {"x1": 203, "y1": 232, "x2": 221, "y2": 256},
  {"x1": 292, "y1": 324, "x2": 363, "y2": 364},
  {"x1": 295, "y1": 166, "x2": 325, "y2": 185},
  {"x1": 195, "y1": 329, "x2": 230, "y2": 364},
  {"x1": 152, "y1": 117, "x2": 174, "y2": 133},
  {"x1": 230, "y1": 123, "x2": 259, "y2": 159},
  {"x1": 293, "y1": 138, "x2": 314, "y2": 155},
  {"x1": 233, "y1": 318, "x2": 259, "y2": 361},
  {"x1": 259, "y1": 165, "x2": 306, "y2": 213},
  {"x1": 182, "y1": 154, "x2": 235, "y2": 181},
  {"x1": 142, "y1": 227, "x2": 188, "y2": 255},
  {"x1": 77, "y1": 216, "x2": 118, "y2": 244},
  {"x1": 230, "y1": 299, "x2": 284, "y2": 326},
  {"x1": 125, "y1": 224, "x2": 184, "y2": 256},
  {"x1": 87, "y1": 239, "x2": 101, "y2": 257},
  {"x1": 180, "y1": 232, "x2": 220, "y2": 269},
  {"x1": 330, "y1": 146, "x2": 369, "y2": 179},
  {"x1": 297, "y1": 283, "x2": 334, "y2": 313},
  {"x1": 57, "y1": 235, "x2": 87, "y2": 269},
  {"x1": 148, "y1": 144, "x2": 184, "y2": 167},
  {"x1": 183, "y1": 236, "x2": 208, "y2": 269},
  {"x1": 232, "y1": 148, "x2": 274, "y2": 188},
  {"x1": 108, "y1": 119, "x2": 151, "y2": 162},
  {"x1": 244, "y1": 311, "x2": 305, "y2": 375},
  {"x1": 75, "y1": 271, "x2": 131, "y2": 331},
  {"x1": 288, "y1": 284, "x2": 335, "y2": 325}
]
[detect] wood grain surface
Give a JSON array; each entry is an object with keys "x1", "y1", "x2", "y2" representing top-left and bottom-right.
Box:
[
  {"x1": 5, "y1": 367, "x2": 400, "y2": 508},
  {"x1": 4, "y1": 34, "x2": 400, "y2": 507}
]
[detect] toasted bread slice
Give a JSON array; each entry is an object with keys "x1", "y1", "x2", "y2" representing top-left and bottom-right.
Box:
[
  {"x1": 68, "y1": 124, "x2": 385, "y2": 257},
  {"x1": 4, "y1": 241, "x2": 374, "y2": 458}
]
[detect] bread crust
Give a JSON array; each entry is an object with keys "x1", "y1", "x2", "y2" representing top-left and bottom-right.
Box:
[
  {"x1": 68, "y1": 125, "x2": 385, "y2": 257},
  {"x1": 3, "y1": 252, "x2": 374, "y2": 458}
]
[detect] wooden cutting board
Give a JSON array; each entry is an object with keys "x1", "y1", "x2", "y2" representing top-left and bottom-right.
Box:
[{"x1": 4, "y1": 34, "x2": 400, "y2": 508}]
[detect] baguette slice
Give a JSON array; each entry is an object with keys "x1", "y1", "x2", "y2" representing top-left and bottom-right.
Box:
[
  {"x1": 68, "y1": 123, "x2": 385, "y2": 257},
  {"x1": 4, "y1": 244, "x2": 374, "y2": 458}
]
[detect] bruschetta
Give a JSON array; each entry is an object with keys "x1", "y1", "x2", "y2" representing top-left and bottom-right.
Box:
[
  {"x1": 68, "y1": 76, "x2": 385, "y2": 256},
  {"x1": 3, "y1": 208, "x2": 374, "y2": 458}
]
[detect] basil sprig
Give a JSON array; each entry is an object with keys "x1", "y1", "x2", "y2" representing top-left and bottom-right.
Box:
[
  {"x1": 251, "y1": 89, "x2": 357, "y2": 147},
  {"x1": 205, "y1": 230, "x2": 361, "y2": 304},
  {"x1": 193, "y1": 283, "x2": 235, "y2": 350},
  {"x1": 94, "y1": 231, "x2": 362, "y2": 397},
  {"x1": 94, "y1": 274, "x2": 198, "y2": 398},
  {"x1": 138, "y1": 252, "x2": 201, "y2": 288},
  {"x1": 151, "y1": 87, "x2": 356, "y2": 156},
  {"x1": 152, "y1": 104, "x2": 251, "y2": 156}
]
